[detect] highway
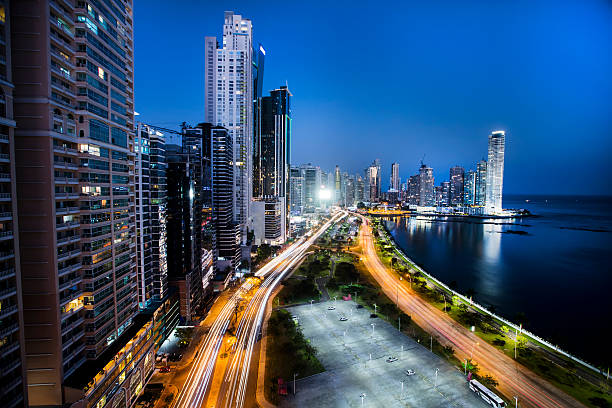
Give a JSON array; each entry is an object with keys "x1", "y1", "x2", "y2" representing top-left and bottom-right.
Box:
[
  {"x1": 172, "y1": 210, "x2": 347, "y2": 408},
  {"x1": 356, "y1": 214, "x2": 585, "y2": 408}
]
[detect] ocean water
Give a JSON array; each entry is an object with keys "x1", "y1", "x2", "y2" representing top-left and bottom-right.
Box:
[{"x1": 384, "y1": 195, "x2": 612, "y2": 368}]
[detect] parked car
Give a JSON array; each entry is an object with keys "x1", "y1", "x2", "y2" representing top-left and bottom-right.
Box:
[
  {"x1": 356, "y1": 305, "x2": 364, "y2": 309},
  {"x1": 370, "y1": 313, "x2": 378, "y2": 318},
  {"x1": 339, "y1": 316, "x2": 348, "y2": 321},
  {"x1": 405, "y1": 369, "x2": 415, "y2": 376},
  {"x1": 386, "y1": 356, "x2": 398, "y2": 363},
  {"x1": 327, "y1": 306, "x2": 335, "y2": 310}
]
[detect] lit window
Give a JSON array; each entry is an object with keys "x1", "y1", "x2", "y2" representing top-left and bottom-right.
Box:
[{"x1": 98, "y1": 67, "x2": 105, "y2": 80}]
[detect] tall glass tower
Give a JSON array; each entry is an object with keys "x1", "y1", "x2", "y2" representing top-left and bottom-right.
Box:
[
  {"x1": 485, "y1": 131, "x2": 505, "y2": 214},
  {"x1": 204, "y1": 12, "x2": 254, "y2": 244}
]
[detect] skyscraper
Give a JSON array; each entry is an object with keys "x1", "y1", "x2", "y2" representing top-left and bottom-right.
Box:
[
  {"x1": 418, "y1": 164, "x2": 435, "y2": 206},
  {"x1": 408, "y1": 174, "x2": 420, "y2": 205},
  {"x1": 181, "y1": 123, "x2": 215, "y2": 294},
  {"x1": 334, "y1": 165, "x2": 341, "y2": 204},
  {"x1": 301, "y1": 164, "x2": 320, "y2": 211},
  {"x1": 12, "y1": 1, "x2": 139, "y2": 405},
  {"x1": 211, "y1": 126, "x2": 241, "y2": 271},
  {"x1": 485, "y1": 131, "x2": 505, "y2": 213},
  {"x1": 205, "y1": 11, "x2": 254, "y2": 244},
  {"x1": 366, "y1": 159, "x2": 381, "y2": 202},
  {"x1": 135, "y1": 124, "x2": 168, "y2": 308},
  {"x1": 252, "y1": 86, "x2": 291, "y2": 245},
  {"x1": 464, "y1": 169, "x2": 476, "y2": 206},
  {"x1": 390, "y1": 162, "x2": 400, "y2": 191},
  {"x1": 475, "y1": 159, "x2": 487, "y2": 206},
  {"x1": 0, "y1": 4, "x2": 27, "y2": 406},
  {"x1": 289, "y1": 166, "x2": 304, "y2": 214},
  {"x1": 449, "y1": 166, "x2": 465, "y2": 205},
  {"x1": 355, "y1": 175, "x2": 365, "y2": 204}
]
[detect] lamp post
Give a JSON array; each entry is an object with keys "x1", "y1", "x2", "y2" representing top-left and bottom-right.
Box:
[
  {"x1": 434, "y1": 368, "x2": 439, "y2": 387},
  {"x1": 371, "y1": 323, "x2": 375, "y2": 337},
  {"x1": 374, "y1": 303, "x2": 377, "y2": 315},
  {"x1": 293, "y1": 372, "x2": 299, "y2": 395},
  {"x1": 360, "y1": 393, "x2": 366, "y2": 407},
  {"x1": 514, "y1": 396, "x2": 518, "y2": 408}
]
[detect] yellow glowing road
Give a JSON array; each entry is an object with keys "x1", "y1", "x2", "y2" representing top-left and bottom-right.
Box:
[
  {"x1": 356, "y1": 214, "x2": 585, "y2": 408},
  {"x1": 172, "y1": 211, "x2": 347, "y2": 408}
]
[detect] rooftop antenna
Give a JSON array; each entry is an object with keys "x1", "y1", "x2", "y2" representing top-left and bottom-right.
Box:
[{"x1": 420, "y1": 154, "x2": 426, "y2": 167}]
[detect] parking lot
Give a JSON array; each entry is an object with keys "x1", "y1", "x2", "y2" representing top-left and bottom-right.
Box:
[{"x1": 280, "y1": 300, "x2": 489, "y2": 407}]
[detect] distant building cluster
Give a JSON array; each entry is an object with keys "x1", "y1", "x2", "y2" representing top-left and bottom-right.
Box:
[{"x1": 290, "y1": 131, "x2": 506, "y2": 216}]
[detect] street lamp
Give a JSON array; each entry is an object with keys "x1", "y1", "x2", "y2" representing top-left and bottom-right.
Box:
[
  {"x1": 371, "y1": 323, "x2": 375, "y2": 336},
  {"x1": 310, "y1": 299, "x2": 314, "y2": 310},
  {"x1": 373, "y1": 303, "x2": 377, "y2": 315},
  {"x1": 360, "y1": 393, "x2": 366, "y2": 407},
  {"x1": 514, "y1": 396, "x2": 518, "y2": 408},
  {"x1": 434, "y1": 368, "x2": 439, "y2": 387},
  {"x1": 293, "y1": 372, "x2": 299, "y2": 395}
]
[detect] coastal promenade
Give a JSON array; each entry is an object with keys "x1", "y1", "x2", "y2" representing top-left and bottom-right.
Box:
[{"x1": 356, "y1": 214, "x2": 585, "y2": 408}]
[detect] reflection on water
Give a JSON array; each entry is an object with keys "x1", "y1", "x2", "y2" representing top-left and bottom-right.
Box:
[{"x1": 384, "y1": 196, "x2": 612, "y2": 367}]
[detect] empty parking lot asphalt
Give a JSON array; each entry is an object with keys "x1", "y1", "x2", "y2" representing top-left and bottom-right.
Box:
[{"x1": 278, "y1": 300, "x2": 490, "y2": 408}]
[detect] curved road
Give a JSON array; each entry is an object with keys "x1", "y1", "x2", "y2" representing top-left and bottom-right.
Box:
[
  {"x1": 357, "y1": 215, "x2": 584, "y2": 408},
  {"x1": 171, "y1": 211, "x2": 347, "y2": 408}
]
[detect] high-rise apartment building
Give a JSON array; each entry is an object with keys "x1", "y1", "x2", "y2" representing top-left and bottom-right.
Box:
[
  {"x1": 11, "y1": 1, "x2": 139, "y2": 405},
  {"x1": 464, "y1": 169, "x2": 476, "y2": 206},
  {"x1": 211, "y1": 126, "x2": 240, "y2": 272},
  {"x1": 449, "y1": 166, "x2": 464, "y2": 205},
  {"x1": 289, "y1": 166, "x2": 304, "y2": 214},
  {"x1": 135, "y1": 124, "x2": 168, "y2": 308},
  {"x1": 334, "y1": 165, "x2": 341, "y2": 205},
  {"x1": 485, "y1": 131, "x2": 505, "y2": 213},
  {"x1": 205, "y1": 11, "x2": 254, "y2": 244},
  {"x1": 0, "y1": 3, "x2": 27, "y2": 407},
  {"x1": 181, "y1": 124, "x2": 215, "y2": 291},
  {"x1": 344, "y1": 173, "x2": 355, "y2": 207},
  {"x1": 366, "y1": 159, "x2": 381, "y2": 202},
  {"x1": 252, "y1": 86, "x2": 291, "y2": 245},
  {"x1": 475, "y1": 159, "x2": 487, "y2": 206},
  {"x1": 355, "y1": 175, "x2": 365, "y2": 204},
  {"x1": 407, "y1": 174, "x2": 420, "y2": 205},
  {"x1": 301, "y1": 164, "x2": 320, "y2": 211},
  {"x1": 390, "y1": 162, "x2": 400, "y2": 191},
  {"x1": 418, "y1": 164, "x2": 435, "y2": 206}
]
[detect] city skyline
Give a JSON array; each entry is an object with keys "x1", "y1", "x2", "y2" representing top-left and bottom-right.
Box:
[
  {"x1": 2, "y1": 2, "x2": 610, "y2": 408},
  {"x1": 134, "y1": 0, "x2": 611, "y2": 195}
]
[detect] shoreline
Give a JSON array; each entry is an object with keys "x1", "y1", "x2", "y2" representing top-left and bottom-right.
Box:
[{"x1": 377, "y1": 219, "x2": 604, "y2": 377}]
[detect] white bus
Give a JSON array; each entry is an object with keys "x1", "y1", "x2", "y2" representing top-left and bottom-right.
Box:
[{"x1": 469, "y1": 379, "x2": 506, "y2": 408}]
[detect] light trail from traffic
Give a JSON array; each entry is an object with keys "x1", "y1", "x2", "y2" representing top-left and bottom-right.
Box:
[
  {"x1": 356, "y1": 214, "x2": 585, "y2": 408},
  {"x1": 172, "y1": 211, "x2": 347, "y2": 408}
]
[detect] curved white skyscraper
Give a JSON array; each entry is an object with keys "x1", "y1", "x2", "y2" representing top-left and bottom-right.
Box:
[{"x1": 485, "y1": 131, "x2": 505, "y2": 214}]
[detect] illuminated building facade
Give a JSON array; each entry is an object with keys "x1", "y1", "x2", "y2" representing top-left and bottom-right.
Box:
[
  {"x1": 205, "y1": 11, "x2": 254, "y2": 244},
  {"x1": 11, "y1": 0, "x2": 138, "y2": 405},
  {"x1": 475, "y1": 159, "x2": 487, "y2": 206},
  {"x1": 135, "y1": 124, "x2": 168, "y2": 308},
  {"x1": 390, "y1": 162, "x2": 400, "y2": 191},
  {"x1": 464, "y1": 169, "x2": 476, "y2": 205},
  {"x1": 449, "y1": 166, "x2": 464, "y2": 205},
  {"x1": 0, "y1": 3, "x2": 27, "y2": 407},
  {"x1": 485, "y1": 131, "x2": 505, "y2": 213},
  {"x1": 418, "y1": 164, "x2": 435, "y2": 206},
  {"x1": 366, "y1": 159, "x2": 381, "y2": 202}
]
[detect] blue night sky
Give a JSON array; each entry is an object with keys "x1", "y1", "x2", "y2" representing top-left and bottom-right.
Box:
[{"x1": 134, "y1": 0, "x2": 611, "y2": 195}]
